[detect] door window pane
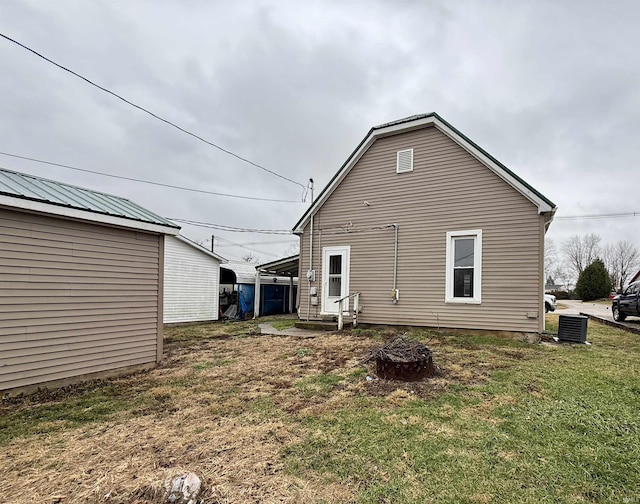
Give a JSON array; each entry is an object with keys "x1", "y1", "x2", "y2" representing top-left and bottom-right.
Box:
[
  {"x1": 329, "y1": 277, "x2": 342, "y2": 296},
  {"x1": 329, "y1": 255, "x2": 342, "y2": 274}
]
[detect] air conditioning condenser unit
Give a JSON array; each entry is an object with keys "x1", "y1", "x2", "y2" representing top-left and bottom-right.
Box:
[{"x1": 557, "y1": 314, "x2": 588, "y2": 343}]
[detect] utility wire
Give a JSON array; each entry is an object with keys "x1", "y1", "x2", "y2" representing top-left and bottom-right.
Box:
[
  {"x1": 0, "y1": 32, "x2": 306, "y2": 191},
  {"x1": 214, "y1": 236, "x2": 279, "y2": 258},
  {"x1": 169, "y1": 218, "x2": 292, "y2": 235},
  {"x1": 218, "y1": 238, "x2": 298, "y2": 246},
  {"x1": 0, "y1": 151, "x2": 302, "y2": 203},
  {"x1": 311, "y1": 224, "x2": 396, "y2": 236},
  {"x1": 555, "y1": 212, "x2": 640, "y2": 221}
]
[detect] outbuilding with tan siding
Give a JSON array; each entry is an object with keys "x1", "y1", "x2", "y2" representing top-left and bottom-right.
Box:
[
  {"x1": 0, "y1": 168, "x2": 179, "y2": 394},
  {"x1": 293, "y1": 113, "x2": 557, "y2": 333}
]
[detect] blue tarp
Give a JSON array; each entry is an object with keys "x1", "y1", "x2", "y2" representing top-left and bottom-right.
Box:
[
  {"x1": 261, "y1": 284, "x2": 297, "y2": 315},
  {"x1": 237, "y1": 284, "x2": 255, "y2": 318},
  {"x1": 236, "y1": 283, "x2": 297, "y2": 317},
  {"x1": 261, "y1": 284, "x2": 286, "y2": 316}
]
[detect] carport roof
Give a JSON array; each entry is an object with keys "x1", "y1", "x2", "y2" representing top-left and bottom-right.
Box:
[
  {"x1": 257, "y1": 254, "x2": 299, "y2": 277},
  {"x1": 0, "y1": 167, "x2": 179, "y2": 234}
]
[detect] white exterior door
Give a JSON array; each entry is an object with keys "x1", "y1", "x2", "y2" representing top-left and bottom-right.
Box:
[{"x1": 321, "y1": 246, "x2": 350, "y2": 315}]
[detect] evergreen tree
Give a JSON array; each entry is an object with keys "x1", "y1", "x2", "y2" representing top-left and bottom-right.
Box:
[{"x1": 575, "y1": 259, "x2": 612, "y2": 301}]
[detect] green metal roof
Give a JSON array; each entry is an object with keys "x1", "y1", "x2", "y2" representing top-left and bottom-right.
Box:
[{"x1": 0, "y1": 167, "x2": 179, "y2": 230}]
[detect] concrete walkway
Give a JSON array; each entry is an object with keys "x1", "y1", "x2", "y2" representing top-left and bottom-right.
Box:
[
  {"x1": 556, "y1": 299, "x2": 640, "y2": 332},
  {"x1": 556, "y1": 299, "x2": 613, "y2": 317}
]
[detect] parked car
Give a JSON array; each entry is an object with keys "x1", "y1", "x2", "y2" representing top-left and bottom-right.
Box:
[
  {"x1": 612, "y1": 281, "x2": 640, "y2": 322},
  {"x1": 544, "y1": 293, "x2": 556, "y2": 313}
]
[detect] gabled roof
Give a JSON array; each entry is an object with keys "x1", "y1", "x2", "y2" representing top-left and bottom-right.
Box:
[
  {"x1": 0, "y1": 167, "x2": 179, "y2": 234},
  {"x1": 293, "y1": 113, "x2": 557, "y2": 233},
  {"x1": 630, "y1": 270, "x2": 640, "y2": 284},
  {"x1": 174, "y1": 234, "x2": 227, "y2": 263}
]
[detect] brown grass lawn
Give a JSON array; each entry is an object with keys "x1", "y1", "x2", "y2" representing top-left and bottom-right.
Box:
[
  {"x1": 1, "y1": 317, "x2": 639, "y2": 503},
  {"x1": 0, "y1": 321, "x2": 378, "y2": 503}
]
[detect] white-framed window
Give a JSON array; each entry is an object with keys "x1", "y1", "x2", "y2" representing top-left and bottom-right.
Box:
[
  {"x1": 396, "y1": 148, "x2": 414, "y2": 173},
  {"x1": 445, "y1": 229, "x2": 482, "y2": 304}
]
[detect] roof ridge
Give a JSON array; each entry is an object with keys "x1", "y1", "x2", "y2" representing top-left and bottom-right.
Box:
[{"x1": 372, "y1": 113, "x2": 436, "y2": 130}]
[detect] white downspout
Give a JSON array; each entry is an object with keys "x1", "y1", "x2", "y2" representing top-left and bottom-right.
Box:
[{"x1": 307, "y1": 214, "x2": 313, "y2": 321}]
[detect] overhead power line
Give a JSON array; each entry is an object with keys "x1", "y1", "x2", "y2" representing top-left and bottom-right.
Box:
[
  {"x1": 0, "y1": 151, "x2": 302, "y2": 203},
  {"x1": 0, "y1": 32, "x2": 306, "y2": 191},
  {"x1": 555, "y1": 212, "x2": 640, "y2": 221},
  {"x1": 214, "y1": 236, "x2": 280, "y2": 258},
  {"x1": 227, "y1": 238, "x2": 298, "y2": 246},
  {"x1": 169, "y1": 218, "x2": 292, "y2": 235},
  {"x1": 203, "y1": 235, "x2": 296, "y2": 257}
]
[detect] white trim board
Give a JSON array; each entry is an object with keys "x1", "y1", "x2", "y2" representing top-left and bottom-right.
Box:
[
  {"x1": 445, "y1": 229, "x2": 483, "y2": 304},
  {"x1": 320, "y1": 245, "x2": 351, "y2": 315}
]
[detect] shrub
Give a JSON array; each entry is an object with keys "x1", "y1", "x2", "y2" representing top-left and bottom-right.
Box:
[{"x1": 575, "y1": 259, "x2": 612, "y2": 301}]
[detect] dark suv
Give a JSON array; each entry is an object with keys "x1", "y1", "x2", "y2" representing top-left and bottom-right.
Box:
[{"x1": 612, "y1": 281, "x2": 640, "y2": 322}]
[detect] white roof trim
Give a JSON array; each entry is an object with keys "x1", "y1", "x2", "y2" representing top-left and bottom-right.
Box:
[
  {"x1": 294, "y1": 115, "x2": 555, "y2": 233},
  {"x1": 0, "y1": 194, "x2": 179, "y2": 235},
  {"x1": 432, "y1": 118, "x2": 554, "y2": 214},
  {"x1": 174, "y1": 234, "x2": 227, "y2": 263}
]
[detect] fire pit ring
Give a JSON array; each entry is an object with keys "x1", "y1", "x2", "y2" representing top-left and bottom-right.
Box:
[
  {"x1": 366, "y1": 336, "x2": 436, "y2": 381},
  {"x1": 375, "y1": 353, "x2": 434, "y2": 381}
]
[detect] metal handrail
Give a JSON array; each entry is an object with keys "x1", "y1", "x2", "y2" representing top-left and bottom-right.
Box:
[
  {"x1": 333, "y1": 291, "x2": 361, "y2": 303},
  {"x1": 334, "y1": 292, "x2": 361, "y2": 330}
]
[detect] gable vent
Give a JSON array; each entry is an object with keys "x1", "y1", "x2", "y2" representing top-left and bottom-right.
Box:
[{"x1": 396, "y1": 149, "x2": 414, "y2": 173}]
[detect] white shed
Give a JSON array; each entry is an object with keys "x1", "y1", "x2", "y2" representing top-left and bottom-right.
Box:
[{"x1": 163, "y1": 235, "x2": 226, "y2": 323}]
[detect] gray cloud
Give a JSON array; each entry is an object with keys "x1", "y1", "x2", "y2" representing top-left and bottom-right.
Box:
[{"x1": 1, "y1": 0, "x2": 638, "y2": 262}]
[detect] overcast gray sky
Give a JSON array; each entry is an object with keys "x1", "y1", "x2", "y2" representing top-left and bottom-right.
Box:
[{"x1": 1, "y1": 0, "x2": 638, "y2": 265}]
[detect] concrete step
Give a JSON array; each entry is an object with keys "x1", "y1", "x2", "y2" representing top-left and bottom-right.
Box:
[{"x1": 294, "y1": 321, "x2": 338, "y2": 331}]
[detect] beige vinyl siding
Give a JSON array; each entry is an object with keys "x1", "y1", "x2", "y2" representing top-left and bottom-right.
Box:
[
  {"x1": 298, "y1": 125, "x2": 545, "y2": 332},
  {"x1": 0, "y1": 208, "x2": 161, "y2": 391}
]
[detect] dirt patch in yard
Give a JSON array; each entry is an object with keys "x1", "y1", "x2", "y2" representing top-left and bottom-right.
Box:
[{"x1": 0, "y1": 324, "x2": 533, "y2": 503}]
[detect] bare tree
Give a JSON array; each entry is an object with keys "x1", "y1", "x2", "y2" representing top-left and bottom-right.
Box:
[
  {"x1": 562, "y1": 233, "x2": 602, "y2": 280},
  {"x1": 241, "y1": 252, "x2": 260, "y2": 265},
  {"x1": 283, "y1": 240, "x2": 300, "y2": 257},
  {"x1": 544, "y1": 238, "x2": 557, "y2": 277},
  {"x1": 553, "y1": 265, "x2": 574, "y2": 291},
  {"x1": 601, "y1": 243, "x2": 617, "y2": 289},
  {"x1": 603, "y1": 240, "x2": 640, "y2": 291}
]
